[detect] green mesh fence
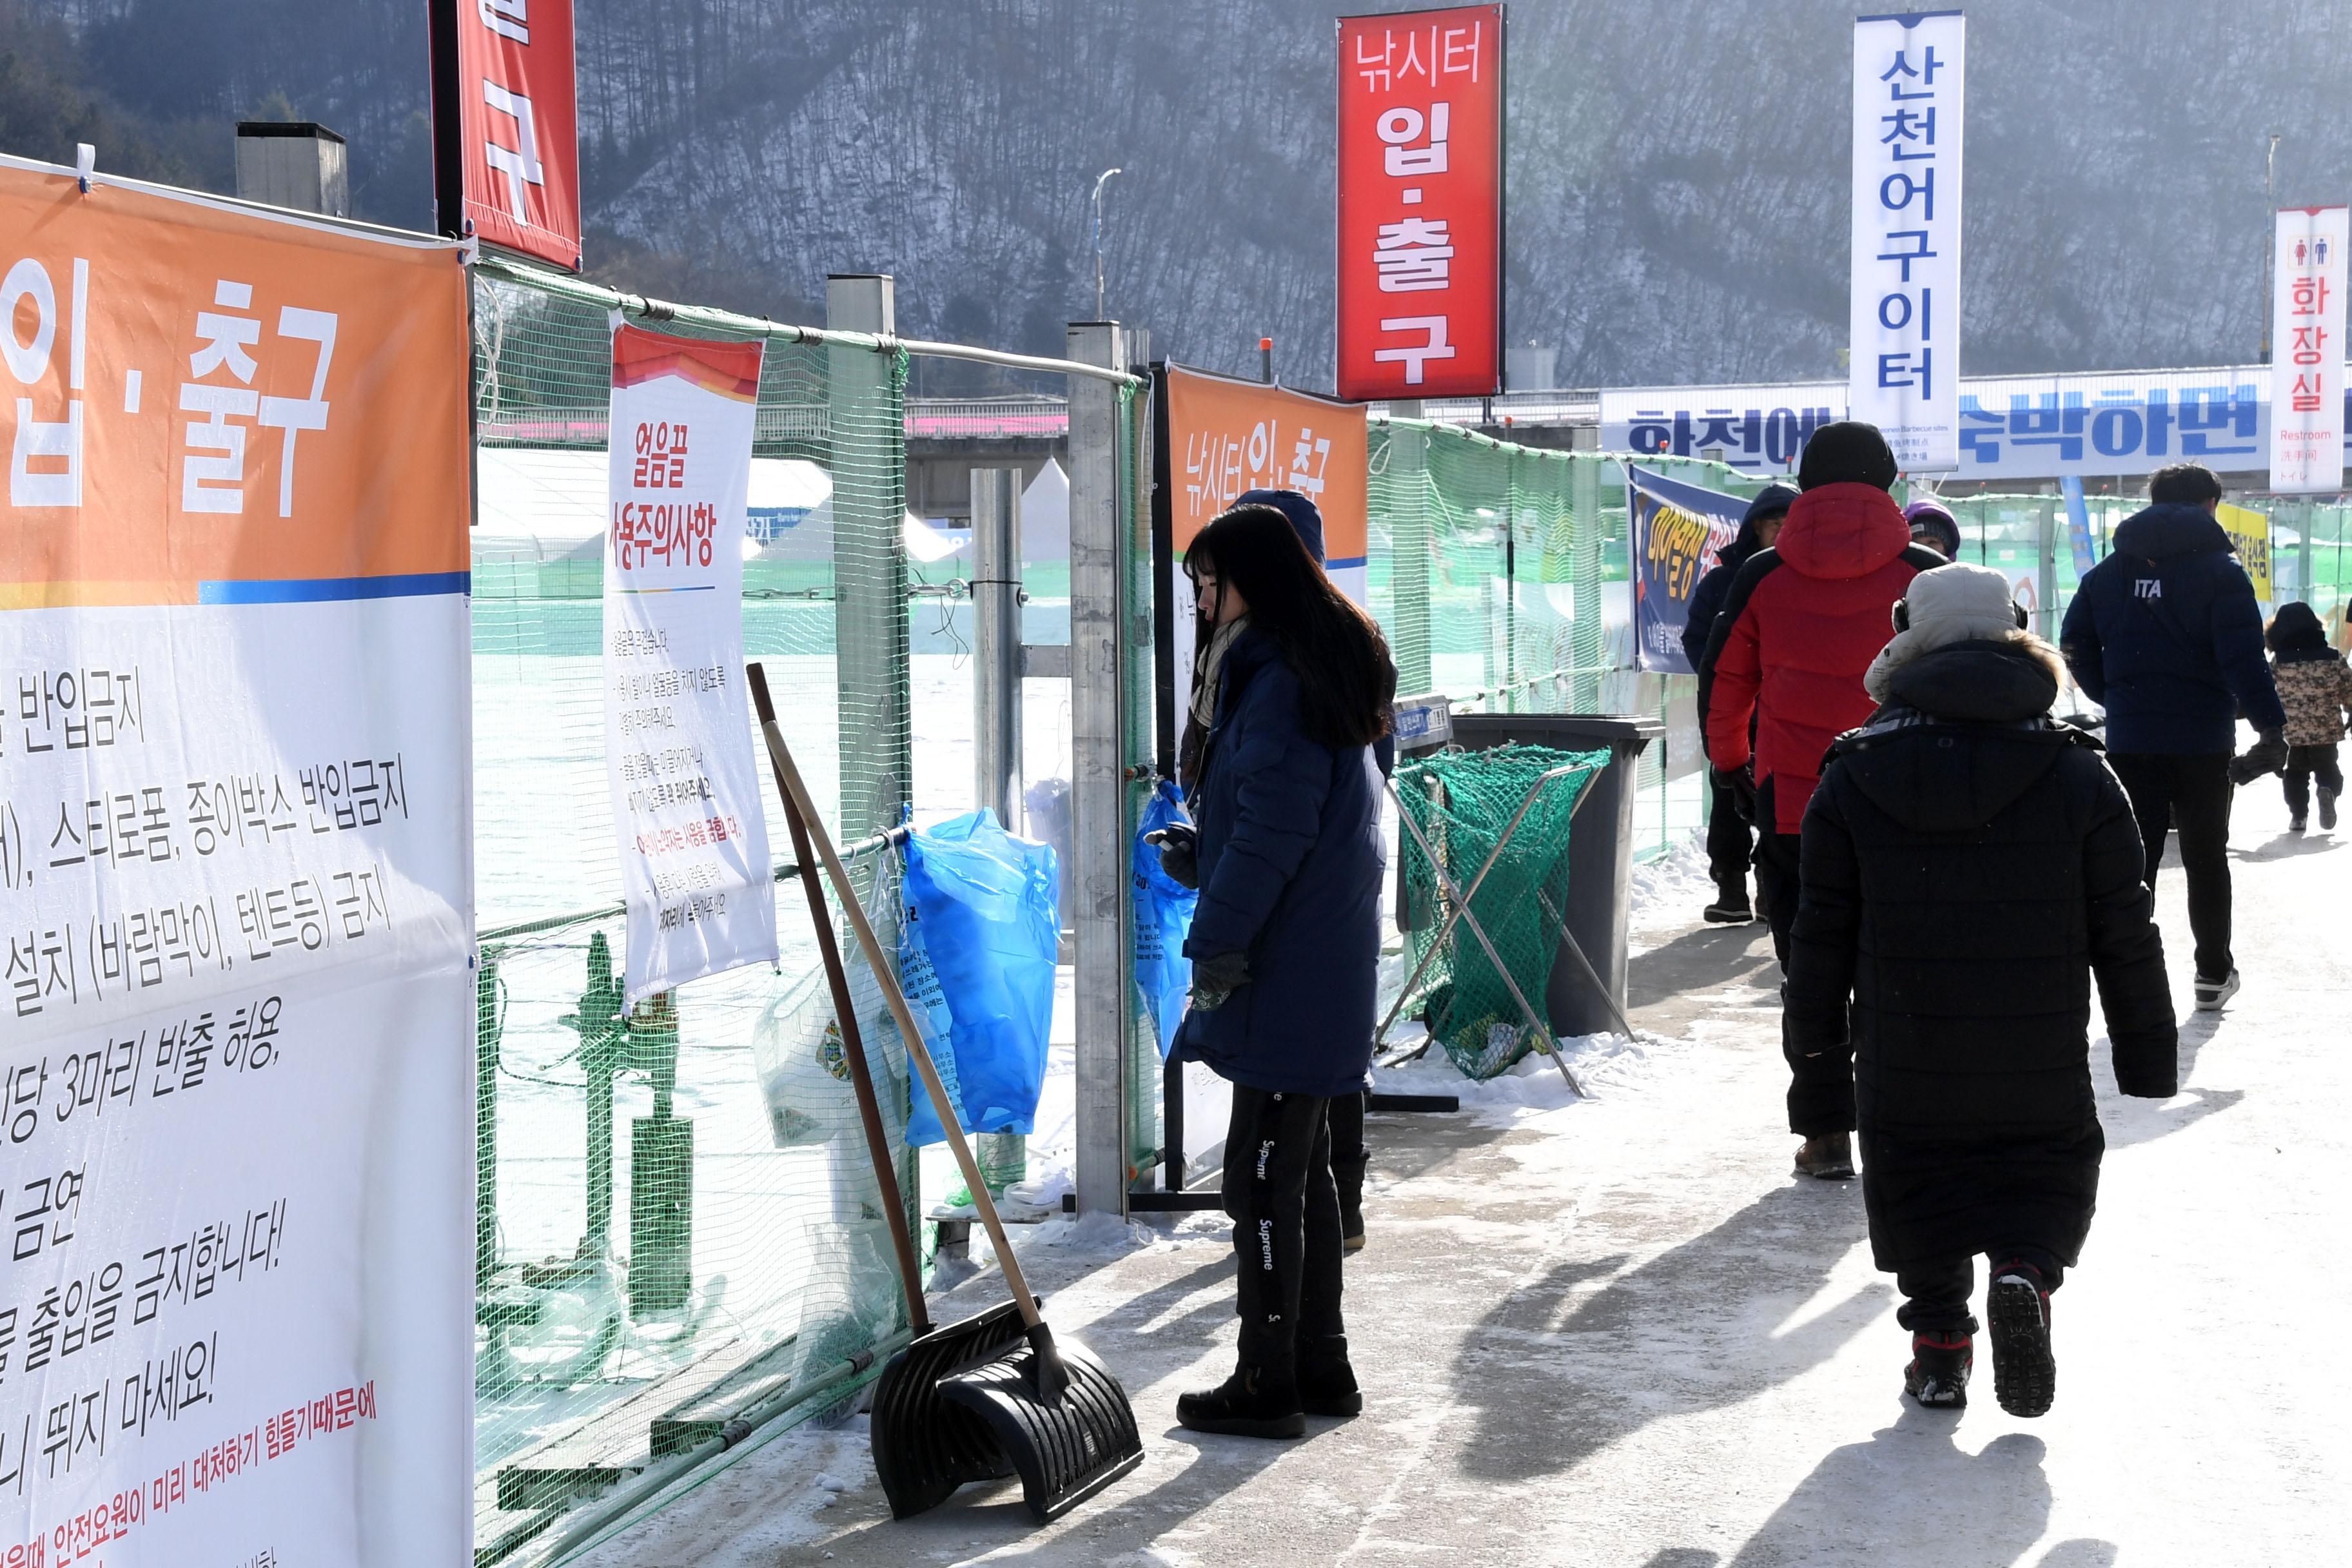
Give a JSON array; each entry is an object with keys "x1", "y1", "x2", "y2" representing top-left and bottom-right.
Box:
[
  {"x1": 1395, "y1": 745, "x2": 1610, "y2": 1076},
  {"x1": 466, "y1": 260, "x2": 919, "y2": 1566},
  {"x1": 1119, "y1": 380, "x2": 1163, "y2": 1175},
  {"x1": 1932, "y1": 491, "x2": 2352, "y2": 640},
  {"x1": 1368, "y1": 422, "x2": 1767, "y2": 861}
]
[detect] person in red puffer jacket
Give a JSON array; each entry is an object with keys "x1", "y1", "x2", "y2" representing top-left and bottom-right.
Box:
[{"x1": 1698, "y1": 421, "x2": 1946, "y2": 1176}]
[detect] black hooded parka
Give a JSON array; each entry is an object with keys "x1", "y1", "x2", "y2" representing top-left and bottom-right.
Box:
[{"x1": 1782, "y1": 638, "x2": 2179, "y2": 1270}]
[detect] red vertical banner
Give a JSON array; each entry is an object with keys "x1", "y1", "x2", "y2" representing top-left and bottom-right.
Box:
[
  {"x1": 430, "y1": 0, "x2": 583, "y2": 270},
  {"x1": 1336, "y1": 4, "x2": 1504, "y2": 402}
]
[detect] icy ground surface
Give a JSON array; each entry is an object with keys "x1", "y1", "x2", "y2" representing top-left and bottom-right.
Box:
[{"x1": 576, "y1": 776, "x2": 2350, "y2": 1567}]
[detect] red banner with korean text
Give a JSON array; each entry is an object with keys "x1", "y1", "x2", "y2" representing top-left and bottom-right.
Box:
[
  {"x1": 1337, "y1": 4, "x2": 1504, "y2": 402},
  {"x1": 429, "y1": 0, "x2": 582, "y2": 270}
]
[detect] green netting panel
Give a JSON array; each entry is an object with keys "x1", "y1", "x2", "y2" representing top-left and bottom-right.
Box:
[
  {"x1": 1367, "y1": 426, "x2": 1763, "y2": 865},
  {"x1": 465, "y1": 262, "x2": 915, "y2": 1565},
  {"x1": 1369, "y1": 422, "x2": 1767, "y2": 715},
  {"x1": 1119, "y1": 380, "x2": 1164, "y2": 1171},
  {"x1": 1396, "y1": 744, "x2": 1609, "y2": 1079}
]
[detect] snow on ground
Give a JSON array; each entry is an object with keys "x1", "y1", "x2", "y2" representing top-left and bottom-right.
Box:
[
  {"x1": 1629, "y1": 827, "x2": 1720, "y2": 949},
  {"x1": 578, "y1": 776, "x2": 2352, "y2": 1566}
]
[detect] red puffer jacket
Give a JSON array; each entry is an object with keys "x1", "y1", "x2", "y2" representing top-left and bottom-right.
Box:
[{"x1": 1697, "y1": 484, "x2": 1945, "y2": 835}]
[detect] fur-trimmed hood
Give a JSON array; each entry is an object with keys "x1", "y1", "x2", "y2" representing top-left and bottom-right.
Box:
[{"x1": 1867, "y1": 620, "x2": 2066, "y2": 707}]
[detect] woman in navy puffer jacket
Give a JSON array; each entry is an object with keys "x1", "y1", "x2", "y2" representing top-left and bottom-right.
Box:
[{"x1": 1170, "y1": 503, "x2": 1395, "y2": 1440}]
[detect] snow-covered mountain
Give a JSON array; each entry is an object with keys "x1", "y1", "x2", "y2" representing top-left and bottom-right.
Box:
[{"x1": 41, "y1": 0, "x2": 2352, "y2": 389}]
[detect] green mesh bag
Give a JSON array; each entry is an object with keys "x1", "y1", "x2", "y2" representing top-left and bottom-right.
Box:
[{"x1": 1396, "y1": 744, "x2": 1609, "y2": 1079}]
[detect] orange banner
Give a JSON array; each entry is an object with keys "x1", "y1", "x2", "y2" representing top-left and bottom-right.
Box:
[
  {"x1": 1164, "y1": 364, "x2": 1368, "y2": 567},
  {"x1": 0, "y1": 159, "x2": 471, "y2": 609}
]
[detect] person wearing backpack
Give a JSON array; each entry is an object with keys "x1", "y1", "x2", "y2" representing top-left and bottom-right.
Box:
[{"x1": 2059, "y1": 464, "x2": 2286, "y2": 1011}]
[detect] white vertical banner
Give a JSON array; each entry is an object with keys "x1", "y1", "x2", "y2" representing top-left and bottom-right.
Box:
[
  {"x1": 2270, "y1": 205, "x2": 2349, "y2": 493},
  {"x1": 603, "y1": 322, "x2": 777, "y2": 1006},
  {"x1": 1850, "y1": 9, "x2": 1965, "y2": 473}
]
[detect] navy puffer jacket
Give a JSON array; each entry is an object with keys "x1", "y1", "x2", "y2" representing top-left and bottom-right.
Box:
[
  {"x1": 2059, "y1": 503, "x2": 2285, "y2": 754},
  {"x1": 1175, "y1": 630, "x2": 1386, "y2": 1098},
  {"x1": 1682, "y1": 484, "x2": 1798, "y2": 671}
]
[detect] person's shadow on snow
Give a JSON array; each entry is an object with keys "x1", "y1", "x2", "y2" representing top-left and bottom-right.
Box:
[
  {"x1": 1707, "y1": 1407, "x2": 2111, "y2": 1568},
  {"x1": 2230, "y1": 830, "x2": 2341, "y2": 863},
  {"x1": 2098, "y1": 1009, "x2": 2244, "y2": 1151},
  {"x1": 1448, "y1": 1182, "x2": 1889, "y2": 1484}
]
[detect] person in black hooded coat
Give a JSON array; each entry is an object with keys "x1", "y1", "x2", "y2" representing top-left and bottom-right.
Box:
[
  {"x1": 1784, "y1": 563, "x2": 2177, "y2": 1419},
  {"x1": 1683, "y1": 483, "x2": 1796, "y2": 923}
]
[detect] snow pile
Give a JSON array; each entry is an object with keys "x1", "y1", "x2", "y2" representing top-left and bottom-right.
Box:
[
  {"x1": 1379, "y1": 1028, "x2": 1676, "y2": 1126},
  {"x1": 1628, "y1": 830, "x2": 1714, "y2": 940}
]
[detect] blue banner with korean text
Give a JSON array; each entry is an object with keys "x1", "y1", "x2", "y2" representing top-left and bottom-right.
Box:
[
  {"x1": 1600, "y1": 366, "x2": 2335, "y2": 484},
  {"x1": 1628, "y1": 466, "x2": 1750, "y2": 675}
]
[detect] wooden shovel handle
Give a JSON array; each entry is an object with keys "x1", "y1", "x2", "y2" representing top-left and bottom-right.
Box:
[
  {"x1": 746, "y1": 664, "x2": 1046, "y2": 1332},
  {"x1": 766, "y1": 723, "x2": 930, "y2": 1334}
]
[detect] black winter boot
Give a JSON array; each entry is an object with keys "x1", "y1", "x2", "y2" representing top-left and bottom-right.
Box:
[
  {"x1": 1793, "y1": 1132, "x2": 1855, "y2": 1180},
  {"x1": 1903, "y1": 1330, "x2": 1972, "y2": 1409},
  {"x1": 1987, "y1": 1261, "x2": 2057, "y2": 1418},
  {"x1": 1703, "y1": 879, "x2": 1756, "y2": 924},
  {"x1": 2322, "y1": 787, "x2": 2339, "y2": 830},
  {"x1": 1176, "y1": 1364, "x2": 1306, "y2": 1438},
  {"x1": 1297, "y1": 1337, "x2": 1363, "y2": 1418}
]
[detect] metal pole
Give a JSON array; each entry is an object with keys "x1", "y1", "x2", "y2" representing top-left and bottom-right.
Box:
[
  {"x1": 825, "y1": 272, "x2": 915, "y2": 1238},
  {"x1": 2301, "y1": 499, "x2": 2316, "y2": 605},
  {"x1": 2036, "y1": 490, "x2": 2057, "y2": 643},
  {"x1": 2263, "y1": 133, "x2": 2281, "y2": 363},
  {"x1": 1091, "y1": 168, "x2": 1122, "y2": 322},
  {"x1": 1568, "y1": 432, "x2": 1603, "y2": 712},
  {"x1": 972, "y1": 467, "x2": 1024, "y2": 825},
  {"x1": 1068, "y1": 320, "x2": 1131, "y2": 1219},
  {"x1": 1388, "y1": 401, "x2": 1433, "y2": 695},
  {"x1": 1260, "y1": 337, "x2": 1274, "y2": 384}
]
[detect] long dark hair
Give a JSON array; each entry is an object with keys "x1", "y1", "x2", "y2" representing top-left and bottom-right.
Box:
[{"x1": 1186, "y1": 504, "x2": 1395, "y2": 750}]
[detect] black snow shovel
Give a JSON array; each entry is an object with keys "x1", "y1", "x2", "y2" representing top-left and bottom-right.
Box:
[
  {"x1": 749, "y1": 665, "x2": 1144, "y2": 1523},
  {"x1": 758, "y1": 669, "x2": 1020, "y2": 1517}
]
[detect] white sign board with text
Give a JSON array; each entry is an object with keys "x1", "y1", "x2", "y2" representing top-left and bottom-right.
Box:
[
  {"x1": 2270, "y1": 206, "x2": 2349, "y2": 493},
  {"x1": 602, "y1": 322, "x2": 777, "y2": 1006},
  {"x1": 0, "y1": 156, "x2": 473, "y2": 1566},
  {"x1": 1850, "y1": 10, "x2": 1965, "y2": 472}
]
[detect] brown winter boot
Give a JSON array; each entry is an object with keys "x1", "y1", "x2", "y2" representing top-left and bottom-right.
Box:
[{"x1": 1793, "y1": 1132, "x2": 1855, "y2": 1180}]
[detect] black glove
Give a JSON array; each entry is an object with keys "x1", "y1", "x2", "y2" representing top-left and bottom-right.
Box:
[
  {"x1": 2228, "y1": 729, "x2": 2289, "y2": 786},
  {"x1": 1145, "y1": 823, "x2": 1199, "y2": 889},
  {"x1": 1188, "y1": 950, "x2": 1250, "y2": 1012},
  {"x1": 1712, "y1": 763, "x2": 1757, "y2": 824}
]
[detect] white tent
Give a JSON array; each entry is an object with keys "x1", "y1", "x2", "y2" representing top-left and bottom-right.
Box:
[
  {"x1": 746, "y1": 460, "x2": 836, "y2": 564},
  {"x1": 473, "y1": 447, "x2": 605, "y2": 565},
  {"x1": 472, "y1": 448, "x2": 838, "y2": 565},
  {"x1": 1020, "y1": 458, "x2": 1070, "y2": 566}
]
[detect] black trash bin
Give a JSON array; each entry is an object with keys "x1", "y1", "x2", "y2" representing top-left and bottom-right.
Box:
[{"x1": 1398, "y1": 713, "x2": 1662, "y2": 1039}]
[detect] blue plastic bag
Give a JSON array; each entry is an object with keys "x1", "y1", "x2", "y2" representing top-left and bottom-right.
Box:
[
  {"x1": 1132, "y1": 781, "x2": 1199, "y2": 1058},
  {"x1": 900, "y1": 809, "x2": 1060, "y2": 1148}
]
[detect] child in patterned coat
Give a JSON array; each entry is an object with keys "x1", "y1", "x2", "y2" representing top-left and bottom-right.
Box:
[{"x1": 2261, "y1": 602, "x2": 2352, "y2": 831}]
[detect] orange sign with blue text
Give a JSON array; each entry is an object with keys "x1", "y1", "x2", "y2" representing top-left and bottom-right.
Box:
[{"x1": 0, "y1": 157, "x2": 471, "y2": 609}]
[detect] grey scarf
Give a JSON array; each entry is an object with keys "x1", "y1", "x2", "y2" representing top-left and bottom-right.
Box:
[{"x1": 1190, "y1": 616, "x2": 1251, "y2": 731}]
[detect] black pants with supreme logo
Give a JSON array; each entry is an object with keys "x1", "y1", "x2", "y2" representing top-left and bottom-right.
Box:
[{"x1": 1222, "y1": 1085, "x2": 1346, "y2": 1371}]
